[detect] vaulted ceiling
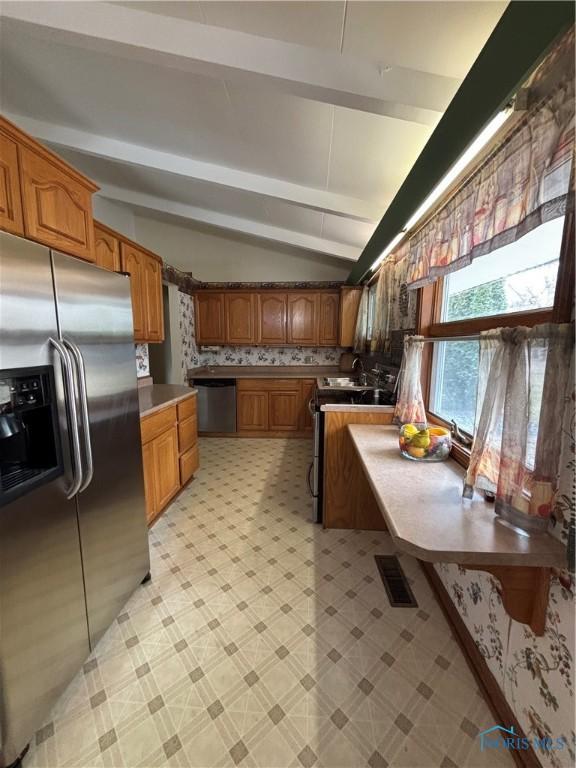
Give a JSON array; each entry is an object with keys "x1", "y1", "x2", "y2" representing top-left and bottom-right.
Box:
[{"x1": 0, "y1": 1, "x2": 507, "y2": 264}]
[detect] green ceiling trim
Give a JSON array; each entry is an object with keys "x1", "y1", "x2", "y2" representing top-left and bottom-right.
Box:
[{"x1": 348, "y1": 1, "x2": 575, "y2": 285}]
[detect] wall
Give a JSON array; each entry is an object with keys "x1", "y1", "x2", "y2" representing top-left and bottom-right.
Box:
[
  {"x1": 133, "y1": 215, "x2": 350, "y2": 282},
  {"x1": 93, "y1": 197, "x2": 136, "y2": 240},
  {"x1": 135, "y1": 343, "x2": 149, "y2": 378},
  {"x1": 434, "y1": 359, "x2": 575, "y2": 768},
  {"x1": 177, "y1": 291, "x2": 346, "y2": 383}
]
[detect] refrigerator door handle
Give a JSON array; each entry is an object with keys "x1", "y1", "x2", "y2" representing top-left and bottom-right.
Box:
[
  {"x1": 63, "y1": 338, "x2": 94, "y2": 492},
  {"x1": 49, "y1": 337, "x2": 83, "y2": 499}
]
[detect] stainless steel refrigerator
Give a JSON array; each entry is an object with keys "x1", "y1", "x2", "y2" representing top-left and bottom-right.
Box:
[{"x1": 0, "y1": 232, "x2": 150, "y2": 768}]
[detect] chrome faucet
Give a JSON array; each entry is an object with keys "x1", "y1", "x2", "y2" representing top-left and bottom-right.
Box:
[{"x1": 352, "y1": 357, "x2": 364, "y2": 373}]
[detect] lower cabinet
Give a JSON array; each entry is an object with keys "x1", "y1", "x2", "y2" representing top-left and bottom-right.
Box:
[
  {"x1": 140, "y1": 393, "x2": 199, "y2": 525},
  {"x1": 237, "y1": 391, "x2": 269, "y2": 431},
  {"x1": 236, "y1": 379, "x2": 316, "y2": 435}
]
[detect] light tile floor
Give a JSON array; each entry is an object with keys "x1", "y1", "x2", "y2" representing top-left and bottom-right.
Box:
[{"x1": 26, "y1": 438, "x2": 513, "y2": 768}]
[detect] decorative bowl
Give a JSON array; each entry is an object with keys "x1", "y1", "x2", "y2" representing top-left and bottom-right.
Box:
[{"x1": 399, "y1": 423, "x2": 452, "y2": 462}]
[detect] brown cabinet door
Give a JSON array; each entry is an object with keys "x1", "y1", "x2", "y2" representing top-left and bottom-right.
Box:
[
  {"x1": 19, "y1": 145, "x2": 95, "y2": 261},
  {"x1": 318, "y1": 293, "x2": 339, "y2": 346},
  {"x1": 0, "y1": 133, "x2": 24, "y2": 236},
  {"x1": 142, "y1": 440, "x2": 157, "y2": 524},
  {"x1": 257, "y1": 293, "x2": 287, "y2": 344},
  {"x1": 237, "y1": 391, "x2": 269, "y2": 431},
  {"x1": 153, "y1": 426, "x2": 180, "y2": 511},
  {"x1": 287, "y1": 293, "x2": 318, "y2": 345},
  {"x1": 196, "y1": 293, "x2": 226, "y2": 344},
  {"x1": 300, "y1": 379, "x2": 316, "y2": 432},
  {"x1": 225, "y1": 293, "x2": 256, "y2": 344},
  {"x1": 269, "y1": 390, "x2": 300, "y2": 431},
  {"x1": 121, "y1": 242, "x2": 146, "y2": 341},
  {"x1": 94, "y1": 223, "x2": 120, "y2": 272},
  {"x1": 144, "y1": 254, "x2": 164, "y2": 342},
  {"x1": 180, "y1": 444, "x2": 199, "y2": 486},
  {"x1": 339, "y1": 286, "x2": 363, "y2": 347}
]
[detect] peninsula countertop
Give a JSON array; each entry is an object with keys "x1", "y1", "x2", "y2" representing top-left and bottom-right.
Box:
[
  {"x1": 138, "y1": 384, "x2": 197, "y2": 418},
  {"x1": 187, "y1": 365, "x2": 341, "y2": 380},
  {"x1": 348, "y1": 424, "x2": 565, "y2": 568}
]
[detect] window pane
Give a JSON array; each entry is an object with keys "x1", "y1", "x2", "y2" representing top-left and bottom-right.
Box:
[
  {"x1": 430, "y1": 340, "x2": 479, "y2": 434},
  {"x1": 442, "y1": 218, "x2": 564, "y2": 322}
]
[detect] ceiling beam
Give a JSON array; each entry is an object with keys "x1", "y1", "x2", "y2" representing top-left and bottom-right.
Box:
[
  {"x1": 0, "y1": 2, "x2": 455, "y2": 124},
  {"x1": 5, "y1": 112, "x2": 380, "y2": 222},
  {"x1": 97, "y1": 185, "x2": 360, "y2": 262},
  {"x1": 348, "y1": 1, "x2": 575, "y2": 283}
]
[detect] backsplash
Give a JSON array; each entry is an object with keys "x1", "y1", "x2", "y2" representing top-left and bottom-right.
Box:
[
  {"x1": 135, "y1": 343, "x2": 150, "y2": 378},
  {"x1": 177, "y1": 290, "x2": 345, "y2": 381}
]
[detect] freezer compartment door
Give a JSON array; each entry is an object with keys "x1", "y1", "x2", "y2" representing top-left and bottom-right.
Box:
[
  {"x1": 0, "y1": 233, "x2": 90, "y2": 767},
  {"x1": 52, "y1": 251, "x2": 150, "y2": 649}
]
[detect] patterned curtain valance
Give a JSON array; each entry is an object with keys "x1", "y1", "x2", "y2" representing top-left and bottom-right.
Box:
[{"x1": 404, "y1": 29, "x2": 575, "y2": 290}]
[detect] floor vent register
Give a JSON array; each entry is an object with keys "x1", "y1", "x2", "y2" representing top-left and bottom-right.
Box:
[{"x1": 374, "y1": 555, "x2": 418, "y2": 607}]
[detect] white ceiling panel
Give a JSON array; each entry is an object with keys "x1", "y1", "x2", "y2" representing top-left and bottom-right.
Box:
[
  {"x1": 322, "y1": 214, "x2": 377, "y2": 249},
  {"x1": 0, "y1": 1, "x2": 506, "y2": 263},
  {"x1": 328, "y1": 106, "x2": 433, "y2": 203},
  {"x1": 0, "y1": 26, "x2": 248, "y2": 167},
  {"x1": 343, "y1": 2, "x2": 507, "y2": 79},
  {"x1": 223, "y1": 82, "x2": 333, "y2": 188},
  {"x1": 200, "y1": 1, "x2": 345, "y2": 51},
  {"x1": 262, "y1": 199, "x2": 324, "y2": 237}
]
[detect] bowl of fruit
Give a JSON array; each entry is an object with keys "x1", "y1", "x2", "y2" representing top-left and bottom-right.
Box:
[{"x1": 399, "y1": 423, "x2": 451, "y2": 462}]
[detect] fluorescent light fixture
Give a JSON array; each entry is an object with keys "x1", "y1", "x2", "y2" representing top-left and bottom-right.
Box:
[
  {"x1": 369, "y1": 107, "x2": 512, "y2": 273},
  {"x1": 370, "y1": 232, "x2": 405, "y2": 271}
]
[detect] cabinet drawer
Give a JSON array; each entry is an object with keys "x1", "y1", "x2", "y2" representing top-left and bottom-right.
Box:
[
  {"x1": 178, "y1": 414, "x2": 198, "y2": 453},
  {"x1": 180, "y1": 444, "x2": 199, "y2": 485},
  {"x1": 237, "y1": 378, "x2": 300, "y2": 391},
  {"x1": 140, "y1": 404, "x2": 177, "y2": 444},
  {"x1": 177, "y1": 394, "x2": 197, "y2": 421}
]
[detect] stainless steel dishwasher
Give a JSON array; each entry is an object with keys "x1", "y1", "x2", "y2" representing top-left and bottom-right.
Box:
[{"x1": 195, "y1": 379, "x2": 237, "y2": 433}]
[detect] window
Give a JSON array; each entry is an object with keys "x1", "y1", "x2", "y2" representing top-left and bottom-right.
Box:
[
  {"x1": 441, "y1": 218, "x2": 564, "y2": 323},
  {"x1": 424, "y1": 215, "x2": 568, "y2": 450},
  {"x1": 430, "y1": 340, "x2": 479, "y2": 435}
]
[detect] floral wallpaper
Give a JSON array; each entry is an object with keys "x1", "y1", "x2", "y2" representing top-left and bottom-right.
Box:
[
  {"x1": 177, "y1": 290, "x2": 346, "y2": 383},
  {"x1": 135, "y1": 343, "x2": 150, "y2": 378},
  {"x1": 434, "y1": 355, "x2": 575, "y2": 768}
]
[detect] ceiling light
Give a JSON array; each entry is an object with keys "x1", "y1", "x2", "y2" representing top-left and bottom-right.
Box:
[
  {"x1": 368, "y1": 107, "x2": 512, "y2": 273},
  {"x1": 370, "y1": 232, "x2": 405, "y2": 271}
]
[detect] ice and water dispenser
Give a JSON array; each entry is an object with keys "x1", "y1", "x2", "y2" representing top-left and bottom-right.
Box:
[{"x1": 0, "y1": 366, "x2": 63, "y2": 506}]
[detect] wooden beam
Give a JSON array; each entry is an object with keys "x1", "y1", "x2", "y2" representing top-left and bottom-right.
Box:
[
  {"x1": 7, "y1": 113, "x2": 381, "y2": 223},
  {"x1": 1, "y1": 2, "x2": 453, "y2": 123},
  {"x1": 348, "y1": 1, "x2": 575, "y2": 283},
  {"x1": 97, "y1": 185, "x2": 361, "y2": 261}
]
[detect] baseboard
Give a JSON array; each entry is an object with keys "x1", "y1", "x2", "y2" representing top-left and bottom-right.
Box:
[{"x1": 420, "y1": 561, "x2": 541, "y2": 768}]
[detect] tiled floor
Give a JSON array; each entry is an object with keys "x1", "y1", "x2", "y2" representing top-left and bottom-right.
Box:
[{"x1": 27, "y1": 438, "x2": 513, "y2": 768}]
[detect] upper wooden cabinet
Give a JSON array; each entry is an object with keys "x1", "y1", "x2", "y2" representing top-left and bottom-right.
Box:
[
  {"x1": 225, "y1": 293, "x2": 257, "y2": 344},
  {"x1": 94, "y1": 222, "x2": 121, "y2": 272},
  {"x1": 120, "y1": 240, "x2": 164, "y2": 343},
  {"x1": 287, "y1": 294, "x2": 317, "y2": 345},
  {"x1": 319, "y1": 293, "x2": 339, "y2": 346},
  {"x1": 258, "y1": 293, "x2": 287, "y2": 344},
  {"x1": 143, "y1": 255, "x2": 164, "y2": 342},
  {"x1": 194, "y1": 289, "x2": 342, "y2": 347},
  {"x1": 196, "y1": 293, "x2": 226, "y2": 345},
  {"x1": 339, "y1": 286, "x2": 363, "y2": 347},
  {"x1": 121, "y1": 243, "x2": 147, "y2": 340},
  {"x1": 0, "y1": 133, "x2": 24, "y2": 236},
  {"x1": 0, "y1": 115, "x2": 98, "y2": 260}
]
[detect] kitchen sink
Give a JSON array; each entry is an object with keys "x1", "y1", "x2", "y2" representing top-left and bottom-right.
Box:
[{"x1": 322, "y1": 376, "x2": 373, "y2": 390}]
